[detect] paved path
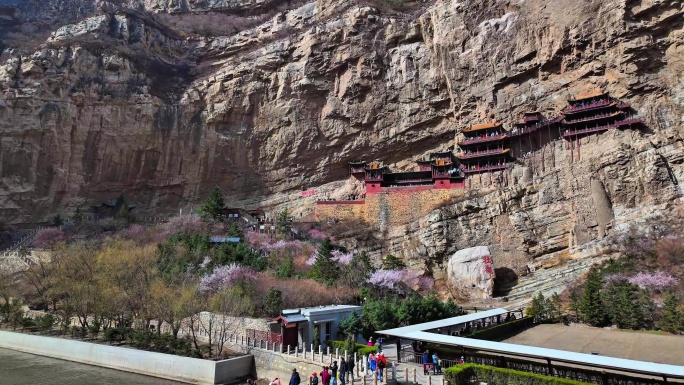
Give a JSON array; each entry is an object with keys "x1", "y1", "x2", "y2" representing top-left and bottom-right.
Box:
[
  {"x1": 504, "y1": 323, "x2": 684, "y2": 365},
  {"x1": 376, "y1": 343, "x2": 445, "y2": 385}
]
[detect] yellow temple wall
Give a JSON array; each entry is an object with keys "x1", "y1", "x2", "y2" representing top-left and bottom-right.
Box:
[{"x1": 313, "y1": 187, "x2": 465, "y2": 227}]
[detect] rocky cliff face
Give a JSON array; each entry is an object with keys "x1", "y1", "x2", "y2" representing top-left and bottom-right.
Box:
[{"x1": 0, "y1": 0, "x2": 682, "y2": 299}]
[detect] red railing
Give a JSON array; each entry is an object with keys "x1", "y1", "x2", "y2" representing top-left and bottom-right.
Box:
[
  {"x1": 523, "y1": 115, "x2": 540, "y2": 122},
  {"x1": 394, "y1": 178, "x2": 433, "y2": 184},
  {"x1": 316, "y1": 200, "x2": 365, "y2": 205},
  {"x1": 365, "y1": 175, "x2": 383, "y2": 182},
  {"x1": 458, "y1": 134, "x2": 507, "y2": 146},
  {"x1": 614, "y1": 117, "x2": 642, "y2": 127},
  {"x1": 463, "y1": 164, "x2": 507, "y2": 173},
  {"x1": 563, "y1": 123, "x2": 613, "y2": 137},
  {"x1": 246, "y1": 329, "x2": 282, "y2": 345},
  {"x1": 565, "y1": 99, "x2": 613, "y2": 113},
  {"x1": 564, "y1": 111, "x2": 622, "y2": 125},
  {"x1": 616, "y1": 103, "x2": 631, "y2": 109},
  {"x1": 458, "y1": 148, "x2": 508, "y2": 159},
  {"x1": 350, "y1": 167, "x2": 365, "y2": 173}
]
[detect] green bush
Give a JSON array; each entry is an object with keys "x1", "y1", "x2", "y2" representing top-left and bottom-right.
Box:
[
  {"x1": 444, "y1": 364, "x2": 594, "y2": 385},
  {"x1": 329, "y1": 340, "x2": 378, "y2": 355},
  {"x1": 36, "y1": 314, "x2": 55, "y2": 334},
  {"x1": 357, "y1": 345, "x2": 379, "y2": 355},
  {"x1": 104, "y1": 327, "x2": 124, "y2": 344}
]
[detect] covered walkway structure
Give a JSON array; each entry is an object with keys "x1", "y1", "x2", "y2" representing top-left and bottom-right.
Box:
[{"x1": 378, "y1": 308, "x2": 684, "y2": 385}]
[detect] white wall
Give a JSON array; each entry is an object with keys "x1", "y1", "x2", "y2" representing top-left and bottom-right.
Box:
[{"x1": 0, "y1": 330, "x2": 252, "y2": 384}]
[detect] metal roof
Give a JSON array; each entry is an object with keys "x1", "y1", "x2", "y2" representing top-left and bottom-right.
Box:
[
  {"x1": 282, "y1": 314, "x2": 307, "y2": 323},
  {"x1": 209, "y1": 237, "x2": 240, "y2": 243},
  {"x1": 378, "y1": 308, "x2": 509, "y2": 335},
  {"x1": 377, "y1": 309, "x2": 684, "y2": 379}
]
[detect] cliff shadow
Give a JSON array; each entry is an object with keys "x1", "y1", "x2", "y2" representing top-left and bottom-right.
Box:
[{"x1": 493, "y1": 267, "x2": 518, "y2": 297}]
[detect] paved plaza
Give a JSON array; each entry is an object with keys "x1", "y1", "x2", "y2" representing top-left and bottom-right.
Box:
[
  {"x1": 0, "y1": 347, "x2": 185, "y2": 385},
  {"x1": 503, "y1": 324, "x2": 684, "y2": 366}
]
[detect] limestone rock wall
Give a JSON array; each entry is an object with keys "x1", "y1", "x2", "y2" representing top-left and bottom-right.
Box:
[
  {"x1": 1, "y1": 0, "x2": 679, "y2": 223},
  {"x1": 0, "y1": 0, "x2": 683, "y2": 302}
]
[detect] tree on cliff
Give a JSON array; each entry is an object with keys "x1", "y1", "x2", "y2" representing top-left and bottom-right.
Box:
[
  {"x1": 382, "y1": 254, "x2": 406, "y2": 270},
  {"x1": 580, "y1": 267, "x2": 609, "y2": 326},
  {"x1": 309, "y1": 238, "x2": 337, "y2": 286},
  {"x1": 277, "y1": 209, "x2": 293, "y2": 237},
  {"x1": 199, "y1": 187, "x2": 226, "y2": 220}
]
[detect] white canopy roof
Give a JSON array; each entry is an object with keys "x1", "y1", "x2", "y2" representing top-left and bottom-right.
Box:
[
  {"x1": 378, "y1": 309, "x2": 684, "y2": 379},
  {"x1": 378, "y1": 308, "x2": 509, "y2": 335}
]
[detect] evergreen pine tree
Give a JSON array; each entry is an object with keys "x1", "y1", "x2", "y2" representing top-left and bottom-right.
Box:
[
  {"x1": 264, "y1": 288, "x2": 283, "y2": 317},
  {"x1": 198, "y1": 187, "x2": 226, "y2": 220},
  {"x1": 276, "y1": 255, "x2": 295, "y2": 279},
  {"x1": 227, "y1": 221, "x2": 241, "y2": 237},
  {"x1": 382, "y1": 254, "x2": 406, "y2": 270},
  {"x1": 310, "y1": 238, "x2": 337, "y2": 285},
  {"x1": 276, "y1": 209, "x2": 292, "y2": 237},
  {"x1": 580, "y1": 267, "x2": 609, "y2": 326},
  {"x1": 568, "y1": 286, "x2": 582, "y2": 321},
  {"x1": 549, "y1": 292, "x2": 563, "y2": 321},
  {"x1": 603, "y1": 282, "x2": 639, "y2": 329},
  {"x1": 52, "y1": 214, "x2": 63, "y2": 227},
  {"x1": 117, "y1": 204, "x2": 131, "y2": 221},
  {"x1": 657, "y1": 294, "x2": 683, "y2": 333},
  {"x1": 313, "y1": 326, "x2": 321, "y2": 350},
  {"x1": 526, "y1": 292, "x2": 548, "y2": 322},
  {"x1": 72, "y1": 206, "x2": 83, "y2": 224}
]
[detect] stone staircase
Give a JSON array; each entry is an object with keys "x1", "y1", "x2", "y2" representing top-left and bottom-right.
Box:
[
  {"x1": 0, "y1": 250, "x2": 31, "y2": 272},
  {"x1": 0, "y1": 226, "x2": 45, "y2": 254},
  {"x1": 502, "y1": 255, "x2": 609, "y2": 308}
]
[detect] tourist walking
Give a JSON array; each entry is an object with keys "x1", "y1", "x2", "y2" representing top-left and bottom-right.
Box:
[
  {"x1": 432, "y1": 352, "x2": 440, "y2": 374},
  {"x1": 321, "y1": 367, "x2": 330, "y2": 385},
  {"x1": 369, "y1": 354, "x2": 377, "y2": 379},
  {"x1": 367, "y1": 337, "x2": 374, "y2": 347},
  {"x1": 331, "y1": 361, "x2": 338, "y2": 385},
  {"x1": 367, "y1": 353, "x2": 375, "y2": 375},
  {"x1": 312, "y1": 373, "x2": 319, "y2": 385},
  {"x1": 347, "y1": 358, "x2": 355, "y2": 382},
  {"x1": 377, "y1": 337, "x2": 383, "y2": 352},
  {"x1": 339, "y1": 358, "x2": 347, "y2": 385},
  {"x1": 422, "y1": 350, "x2": 431, "y2": 375},
  {"x1": 377, "y1": 352, "x2": 386, "y2": 382},
  {"x1": 290, "y1": 369, "x2": 301, "y2": 385}
]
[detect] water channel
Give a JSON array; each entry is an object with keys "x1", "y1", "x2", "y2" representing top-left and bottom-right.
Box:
[{"x1": 0, "y1": 347, "x2": 185, "y2": 385}]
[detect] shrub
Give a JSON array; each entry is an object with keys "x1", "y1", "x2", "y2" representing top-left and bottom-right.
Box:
[
  {"x1": 33, "y1": 228, "x2": 65, "y2": 248},
  {"x1": 367, "y1": 269, "x2": 433, "y2": 292},
  {"x1": 199, "y1": 264, "x2": 258, "y2": 293},
  {"x1": 329, "y1": 340, "x2": 378, "y2": 355},
  {"x1": 119, "y1": 224, "x2": 148, "y2": 243},
  {"x1": 36, "y1": 314, "x2": 55, "y2": 334},
  {"x1": 104, "y1": 327, "x2": 124, "y2": 344},
  {"x1": 444, "y1": 363, "x2": 594, "y2": 385},
  {"x1": 525, "y1": 293, "x2": 562, "y2": 323},
  {"x1": 308, "y1": 229, "x2": 328, "y2": 240},
  {"x1": 357, "y1": 345, "x2": 379, "y2": 355}
]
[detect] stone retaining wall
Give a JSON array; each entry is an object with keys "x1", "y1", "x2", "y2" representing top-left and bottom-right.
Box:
[{"x1": 313, "y1": 188, "x2": 464, "y2": 228}]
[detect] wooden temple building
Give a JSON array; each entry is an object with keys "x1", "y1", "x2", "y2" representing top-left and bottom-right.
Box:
[
  {"x1": 457, "y1": 122, "x2": 509, "y2": 174},
  {"x1": 349, "y1": 151, "x2": 465, "y2": 193},
  {"x1": 348, "y1": 91, "x2": 642, "y2": 192},
  {"x1": 562, "y1": 92, "x2": 641, "y2": 138}
]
